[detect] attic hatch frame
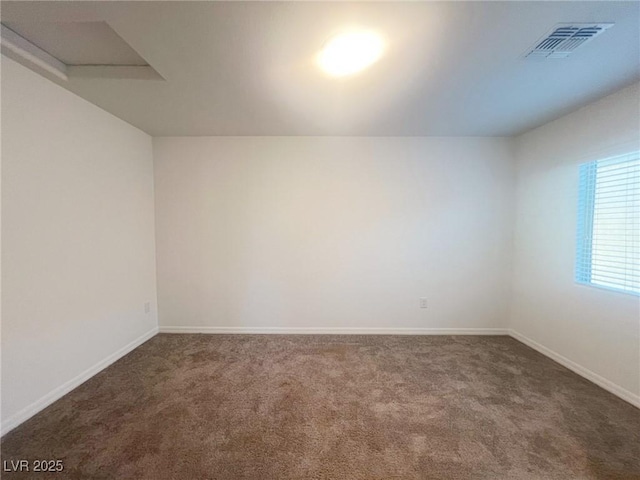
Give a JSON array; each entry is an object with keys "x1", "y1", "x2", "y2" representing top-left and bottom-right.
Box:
[{"x1": 0, "y1": 23, "x2": 164, "y2": 81}]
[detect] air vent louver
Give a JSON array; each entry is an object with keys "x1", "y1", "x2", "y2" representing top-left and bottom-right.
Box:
[{"x1": 526, "y1": 23, "x2": 614, "y2": 59}]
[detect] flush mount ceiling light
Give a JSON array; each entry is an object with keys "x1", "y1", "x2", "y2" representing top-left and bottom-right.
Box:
[{"x1": 317, "y1": 30, "x2": 385, "y2": 77}]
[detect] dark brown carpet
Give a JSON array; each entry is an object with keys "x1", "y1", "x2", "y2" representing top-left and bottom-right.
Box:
[{"x1": 2, "y1": 334, "x2": 639, "y2": 479}]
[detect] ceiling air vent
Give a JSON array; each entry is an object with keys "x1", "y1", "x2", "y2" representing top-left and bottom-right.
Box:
[{"x1": 526, "y1": 23, "x2": 614, "y2": 59}]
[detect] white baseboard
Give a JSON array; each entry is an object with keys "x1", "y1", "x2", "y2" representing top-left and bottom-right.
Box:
[
  {"x1": 159, "y1": 326, "x2": 509, "y2": 335},
  {"x1": 1, "y1": 327, "x2": 159, "y2": 436},
  {"x1": 509, "y1": 329, "x2": 640, "y2": 409}
]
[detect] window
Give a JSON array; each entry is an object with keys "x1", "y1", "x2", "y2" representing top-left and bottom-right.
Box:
[{"x1": 576, "y1": 152, "x2": 640, "y2": 295}]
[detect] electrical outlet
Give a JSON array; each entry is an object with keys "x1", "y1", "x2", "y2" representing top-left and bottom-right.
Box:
[
  {"x1": 144, "y1": 302, "x2": 151, "y2": 314},
  {"x1": 419, "y1": 298, "x2": 428, "y2": 309}
]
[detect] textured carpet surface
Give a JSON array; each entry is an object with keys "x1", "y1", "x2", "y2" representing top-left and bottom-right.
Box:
[{"x1": 1, "y1": 334, "x2": 639, "y2": 479}]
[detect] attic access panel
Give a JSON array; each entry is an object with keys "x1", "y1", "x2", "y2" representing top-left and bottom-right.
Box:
[
  {"x1": 3, "y1": 21, "x2": 147, "y2": 65},
  {"x1": 0, "y1": 21, "x2": 162, "y2": 80}
]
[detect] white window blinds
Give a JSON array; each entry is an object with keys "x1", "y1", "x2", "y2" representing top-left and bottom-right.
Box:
[{"x1": 576, "y1": 152, "x2": 640, "y2": 295}]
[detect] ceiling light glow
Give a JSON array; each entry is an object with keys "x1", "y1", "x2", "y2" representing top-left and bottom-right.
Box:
[{"x1": 317, "y1": 30, "x2": 385, "y2": 77}]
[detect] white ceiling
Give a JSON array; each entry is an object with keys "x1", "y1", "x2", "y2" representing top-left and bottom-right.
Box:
[{"x1": 2, "y1": 1, "x2": 639, "y2": 137}]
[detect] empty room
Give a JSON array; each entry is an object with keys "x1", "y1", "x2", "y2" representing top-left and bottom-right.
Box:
[{"x1": 1, "y1": 1, "x2": 639, "y2": 479}]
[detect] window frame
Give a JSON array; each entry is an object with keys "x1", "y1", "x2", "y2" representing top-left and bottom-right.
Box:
[{"x1": 575, "y1": 151, "x2": 640, "y2": 296}]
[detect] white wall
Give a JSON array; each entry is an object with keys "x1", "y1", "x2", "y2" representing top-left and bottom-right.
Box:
[
  {"x1": 153, "y1": 136, "x2": 514, "y2": 333},
  {"x1": 1, "y1": 57, "x2": 158, "y2": 432},
  {"x1": 511, "y1": 82, "x2": 640, "y2": 405}
]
